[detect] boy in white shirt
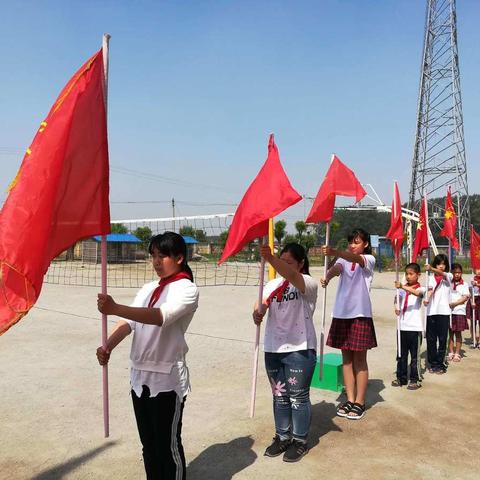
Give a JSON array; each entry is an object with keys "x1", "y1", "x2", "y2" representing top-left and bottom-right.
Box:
[{"x1": 392, "y1": 263, "x2": 425, "y2": 390}]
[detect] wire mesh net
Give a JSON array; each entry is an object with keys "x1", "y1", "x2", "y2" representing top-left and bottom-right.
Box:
[{"x1": 44, "y1": 213, "x2": 265, "y2": 288}]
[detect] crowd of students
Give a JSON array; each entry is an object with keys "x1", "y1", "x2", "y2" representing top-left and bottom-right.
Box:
[{"x1": 95, "y1": 229, "x2": 479, "y2": 477}]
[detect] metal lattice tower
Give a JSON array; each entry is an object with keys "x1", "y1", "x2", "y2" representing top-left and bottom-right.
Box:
[{"x1": 408, "y1": 0, "x2": 470, "y2": 253}]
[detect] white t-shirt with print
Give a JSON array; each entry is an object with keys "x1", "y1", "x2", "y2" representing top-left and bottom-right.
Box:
[
  {"x1": 397, "y1": 287, "x2": 425, "y2": 331},
  {"x1": 263, "y1": 275, "x2": 318, "y2": 353},
  {"x1": 332, "y1": 255, "x2": 375, "y2": 319},
  {"x1": 469, "y1": 276, "x2": 480, "y2": 297},
  {"x1": 450, "y1": 282, "x2": 470, "y2": 315},
  {"x1": 427, "y1": 272, "x2": 453, "y2": 316}
]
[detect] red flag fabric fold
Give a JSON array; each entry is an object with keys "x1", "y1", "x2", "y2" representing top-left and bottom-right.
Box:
[
  {"x1": 439, "y1": 187, "x2": 459, "y2": 250},
  {"x1": 412, "y1": 196, "x2": 429, "y2": 262},
  {"x1": 0, "y1": 49, "x2": 110, "y2": 335},
  {"x1": 219, "y1": 135, "x2": 301, "y2": 264},
  {"x1": 470, "y1": 225, "x2": 480, "y2": 271},
  {"x1": 385, "y1": 182, "x2": 404, "y2": 261},
  {"x1": 305, "y1": 155, "x2": 367, "y2": 223}
]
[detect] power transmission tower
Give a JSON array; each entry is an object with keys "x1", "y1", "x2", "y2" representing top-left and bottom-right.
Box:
[{"x1": 408, "y1": 0, "x2": 470, "y2": 253}]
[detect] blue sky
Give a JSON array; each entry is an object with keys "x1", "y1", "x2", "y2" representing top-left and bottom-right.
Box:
[{"x1": 1, "y1": 0, "x2": 479, "y2": 226}]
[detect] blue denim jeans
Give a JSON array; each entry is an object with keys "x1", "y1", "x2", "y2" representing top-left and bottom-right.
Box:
[{"x1": 264, "y1": 349, "x2": 316, "y2": 442}]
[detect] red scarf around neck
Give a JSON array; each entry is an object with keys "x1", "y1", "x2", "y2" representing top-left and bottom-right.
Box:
[
  {"x1": 265, "y1": 279, "x2": 290, "y2": 307},
  {"x1": 402, "y1": 282, "x2": 421, "y2": 314},
  {"x1": 148, "y1": 271, "x2": 191, "y2": 308},
  {"x1": 453, "y1": 278, "x2": 464, "y2": 290}
]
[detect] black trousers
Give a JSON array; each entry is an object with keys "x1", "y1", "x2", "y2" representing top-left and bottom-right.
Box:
[
  {"x1": 132, "y1": 386, "x2": 186, "y2": 480},
  {"x1": 426, "y1": 314, "x2": 450, "y2": 371},
  {"x1": 396, "y1": 331, "x2": 422, "y2": 383}
]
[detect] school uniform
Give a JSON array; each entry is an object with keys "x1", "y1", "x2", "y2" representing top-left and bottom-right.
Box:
[
  {"x1": 450, "y1": 280, "x2": 470, "y2": 331},
  {"x1": 326, "y1": 254, "x2": 377, "y2": 351},
  {"x1": 126, "y1": 277, "x2": 199, "y2": 480},
  {"x1": 426, "y1": 272, "x2": 453, "y2": 372},
  {"x1": 262, "y1": 275, "x2": 318, "y2": 442},
  {"x1": 396, "y1": 286, "x2": 425, "y2": 384},
  {"x1": 466, "y1": 276, "x2": 480, "y2": 324}
]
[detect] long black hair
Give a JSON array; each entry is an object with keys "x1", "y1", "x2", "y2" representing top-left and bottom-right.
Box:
[
  {"x1": 280, "y1": 243, "x2": 310, "y2": 275},
  {"x1": 347, "y1": 228, "x2": 372, "y2": 255},
  {"x1": 432, "y1": 253, "x2": 450, "y2": 272},
  {"x1": 148, "y1": 232, "x2": 194, "y2": 281}
]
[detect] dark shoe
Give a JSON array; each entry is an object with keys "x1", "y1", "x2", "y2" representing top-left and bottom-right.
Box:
[
  {"x1": 264, "y1": 435, "x2": 291, "y2": 457},
  {"x1": 336, "y1": 400, "x2": 354, "y2": 417},
  {"x1": 283, "y1": 439, "x2": 309, "y2": 462},
  {"x1": 407, "y1": 381, "x2": 422, "y2": 390},
  {"x1": 346, "y1": 403, "x2": 366, "y2": 420},
  {"x1": 391, "y1": 379, "x2": 406, "y2": 387}
]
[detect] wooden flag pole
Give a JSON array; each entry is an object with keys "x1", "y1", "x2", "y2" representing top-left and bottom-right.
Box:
[
  {"x1": 101, "y1": 33, "x2": 111, "y2": 438},
  {"x1": 250, "y1": 236, "x2": 267, "y2": 418},
  {"x1": 319, "y1": 222, "x2": 331, "y2": 380}
]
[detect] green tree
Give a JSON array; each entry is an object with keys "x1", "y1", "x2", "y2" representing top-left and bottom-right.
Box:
[
  {"x1": 111, "y1": 223, "x2": 128, "y2": 234},
  {"x1": 274, "y1": 220, "x2": 287, "y2": 245},
  {"x1": 179, "y1": 225, "x2": 195, "y2": 237},
  {"x1": 133, "y1": 226, "x2": 152, "y2": 248},
  {"x1": 295, "y1": 221, "x2": 307, "y2": 240},
  {"x1": 219, "y1": 230, "x2": 229, "y2": 248},
  {"x1": 194, "y1": 229, "x2": 207, "y2": 242}
]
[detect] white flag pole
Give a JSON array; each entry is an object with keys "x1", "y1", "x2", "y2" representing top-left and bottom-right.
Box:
[
  {"x1": 423, "y1": 194, "x2": 429, "y2": 339},
  {"x1": 250, "y1": 236, "x2": 267, "y2": 418},
  {"x1": 318, "y1": 222, "x2": 330, "y2": 381},
  {"x1": 101, "y1": 33, "x2": 111, "y2": 438}
]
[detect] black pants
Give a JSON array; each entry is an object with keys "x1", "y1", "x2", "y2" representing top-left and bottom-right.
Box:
[
  {"x1": 132, "y1": 386, "x2": 186, "y2": 480},
  {"x1": 396, "y1": 331, "x2": 422, "y2": 383},
  {"x1": 426, "y1": 314, "x2": 450, "y2": 371}
]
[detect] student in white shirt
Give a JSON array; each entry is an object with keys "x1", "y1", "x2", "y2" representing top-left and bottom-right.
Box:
[
  {"x1": 96, "y1": 232, "x2": 199, "y2": 480},
  {"x1": 253, "y1": 243, "x2": 318, "y2": 463},
  {"x1": 392, "y1": 263, "x2": 425, "y2": 390},
  {"x1": 448, "y1": 263, "x2": 470, "y2": 362},
  {"x1": 466, "y1": 268, "x2": 480, "y2": 348},
  {"x1": 424, "y1": 253, "x2": 453, "y2": 374},
  {"x1": 321, "y1": 228, "x2": 376, "y2": 421}
]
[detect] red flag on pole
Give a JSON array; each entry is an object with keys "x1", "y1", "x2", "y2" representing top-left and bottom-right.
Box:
[
  {"x1": 412, "y1": 196, "x2": 429, "y2": 262},
  {"x1": 219, "y1": 134, "x2": 301, "y2": 264},
  {"x1": 0, "y1": 49, "x2": 110, "y2": 335},
  {"x1": 470, "y1": 225, "x2": 480, "y2": 271},
  {"x1": 439, "y1": 187, "x2": 459, "y2": 250},
  {"x1": 385, "y1": 182, "x2": 404, "y2": 261},
  {"x1": 305, "y1": 155, "x2": 367, "y2": 223}
]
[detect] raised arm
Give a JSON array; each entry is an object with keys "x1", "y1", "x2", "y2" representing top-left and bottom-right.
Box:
[
  {"x1": 321, "y1": 245, "x2": 366, "y2": 268},
  {"x1": 425, "y1": 265, "x2": 449, "y2": 277},
  {"x1": 394, "y1": 281, "x2": 424, "y2": 297},
  {"x1": 98, "y1": 294, "x2": 163, "y2": 326}
]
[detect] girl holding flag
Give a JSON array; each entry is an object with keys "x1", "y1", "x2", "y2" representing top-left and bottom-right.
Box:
[
  {"x1": 252, "y1": 243, "x2": 318, "y2": 463},
  {"x1": 424, "y1": 254, "x2": 453, "y2": 374},
  {"x1": 96, "y1": 232, "x2": 199, "y2": 480},
  {"x1": 321, "y1": 228, "x2": 376, "y2": 420}
]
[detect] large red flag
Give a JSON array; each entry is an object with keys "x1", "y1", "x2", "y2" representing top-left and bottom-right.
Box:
[
  {"x1": 470, "y1": 225, "x2": 480, "y2": 271},
  {"x1": 412, "y1": 196, "x2": 429, "y2": 262},
  {"x1": 219, "y1": 135, "x2": 301, "y2": 264},
  {"x1": 0, "y1": 49, "x2": 110, "y2": 335},
  {"x1": 439, "y1": 187, "x2": 459, "y2": 250},
  {"x1": 385, "y1": 182, "x2": 403, "y2": 261},
  {"x1": 305, "y1": 155, "x2": 366, "y2": 223}
]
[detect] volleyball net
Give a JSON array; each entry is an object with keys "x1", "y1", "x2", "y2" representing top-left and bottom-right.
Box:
[{"x1": 44, "y1": 213, "x2": 265, "y2": 288}]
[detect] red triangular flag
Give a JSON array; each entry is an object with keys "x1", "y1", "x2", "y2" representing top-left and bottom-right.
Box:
[
  {"x1": 412, "y1": 196, "x2": 429, "y2": 262},
  {"x1": 385, "y1": 182, "x2": 404, "y2": 261},
  {"x1": 0, "y1": 49, "x2": 110, "y2": 335},
  {"x1": 439, "y1": 187, "x2": 459, "y2": 250},
  {"x1": 470, "y1": 225, "x2": 480, "y2": 271},
  {"x1": 219, "y1": 135, "x2": 301, "y2": 264},
  {"x1": 305, "y1": 155, "x2": 367, "y2": 223}
]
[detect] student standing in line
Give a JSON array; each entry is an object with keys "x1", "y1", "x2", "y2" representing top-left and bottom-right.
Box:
[
  {"x1": 96, "y1": 232, "x2": 199, "y2": 480},
  {"x1": 466, "y1": 267, "x2": 480, "y2": 348},
  {"x1": 320, "y1": 228, "x2": 376, "y2": 420}
]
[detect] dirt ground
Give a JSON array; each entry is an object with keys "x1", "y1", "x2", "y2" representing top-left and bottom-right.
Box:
[{"x1": 1, "y1": 271, "x2": 479, "y2": 479}]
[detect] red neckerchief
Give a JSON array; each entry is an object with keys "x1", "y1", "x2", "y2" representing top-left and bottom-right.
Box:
[
  {"x1": 453, "y1": 279, "x2": 464, "y2": 290},
  {"x1": 474, "y1": 275, "x2": 480, "y2": 284},
  {"x1": 402, "y1": 282, "x2": 421, "y2": 314},
  {"x1": 431, "y1": 274, "x2": 444, "y2": 297},
  {"x1": 265, "y1": 279, "x2": 290, "y2": 307},
  {"x1": 148, "y1": 271, "x2": 191, "y2": 308},
  {"x1": 350, "y1": 262, "x2": 356, "y2": 271}
]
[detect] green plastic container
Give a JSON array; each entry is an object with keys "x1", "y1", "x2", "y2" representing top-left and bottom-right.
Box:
[{"x1": 310, "y1": 353, "x2": 344, "y2": 392}]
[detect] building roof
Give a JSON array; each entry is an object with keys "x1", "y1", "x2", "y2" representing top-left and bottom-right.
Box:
[
  {"x1": 92, "y1": 234, "x2": 141, "y2": 243},
  {"x1": 182, "y1": 236, "x2": 199, "y2": 244}
]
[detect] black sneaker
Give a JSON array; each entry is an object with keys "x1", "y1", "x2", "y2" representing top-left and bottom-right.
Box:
[
  {"x1": 264, "y1": 435, "x2": 291, "y2": 457},
  {"x1": 283, "y1": 439, "x2": 309, "y2": 462}
]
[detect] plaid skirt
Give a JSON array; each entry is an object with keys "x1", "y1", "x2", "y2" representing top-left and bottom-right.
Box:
[
  {"x1": 326, "y1": 317, "x2": 377, "y2": 351},
  {"x1": 451, "y1": 314, "x2": 469, "y2": 332}
]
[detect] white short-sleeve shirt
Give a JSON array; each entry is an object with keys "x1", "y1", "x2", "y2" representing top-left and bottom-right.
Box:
[
  {"x1": 470, "y1": 276, "x2": 480, "y2": 296},
  {"x1": 397, "y1": 287, "x2": 425, "y2": 331},
  {"x1": 450, "y1": 282, "x2": 470, "y2": 315},
  {"x1": 263, "y1": 275, "x2": 318, "y2": 353},
  {"x1": 427, "y1": 272, "x2": 453, "y2": 316},
  {"x1": 332, "y1": 254, "x2": 375, "y2": 319}
]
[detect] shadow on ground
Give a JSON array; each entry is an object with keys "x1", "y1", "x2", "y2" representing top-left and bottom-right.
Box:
[
  {"x1": 31, "y1": 442, "x2": 116, "y2": 479},
  {"x1": 309, "y1": 400, "x2": 342, "y2": 449},
  {"x1": 187, "y1": 435, "x2": 256, "y2": 480}
]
